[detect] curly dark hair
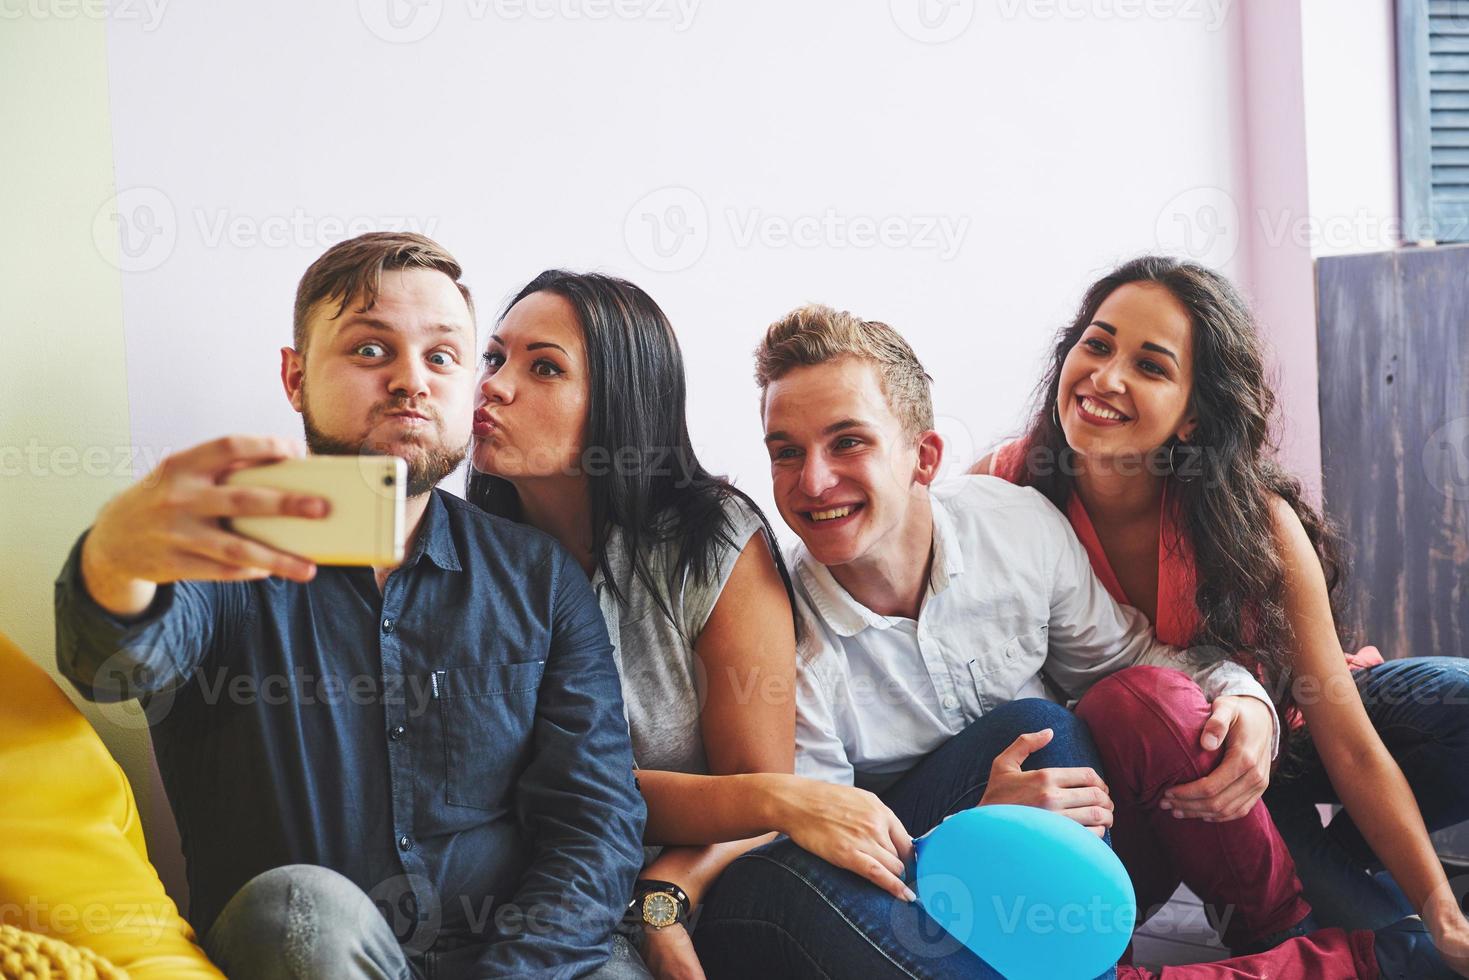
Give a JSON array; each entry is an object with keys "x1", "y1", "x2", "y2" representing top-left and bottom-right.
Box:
[{"x1": 1007, "y1": 255, "x2": 1350, "y2": 708}]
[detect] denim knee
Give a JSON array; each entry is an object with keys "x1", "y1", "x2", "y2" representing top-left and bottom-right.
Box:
[
  {"x1": 205, "y1": 864, "x2": 407, "y2": 980},
  {"x1": 986, "y1": 697, "x2": 1082, "y2": 741},
  {"x1": 982, "y1": 697, "x2": 1102, "y2": 771},
  {"x1": 1378, "y1": 657, "x2": 1469, "y2": 736}
]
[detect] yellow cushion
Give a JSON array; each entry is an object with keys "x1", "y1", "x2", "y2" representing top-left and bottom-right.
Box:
[
  {"x1": 0, "y1": 923, "x2": 129, "y2": 979},
  {"x1": 0, "y1": 632, "x2": 223, "y2": 979}
]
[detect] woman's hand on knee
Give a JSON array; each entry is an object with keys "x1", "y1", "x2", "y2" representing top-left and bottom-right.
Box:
[
  {"x1": 1161, "y1": 695, "x2": 1273, "y2": 821},
  {"x1": 768, "y1": 775, "x2": 916, "y2": 903},
  {"x1": 978, "y1": 729, "x2": 1115, "y2": 837}
]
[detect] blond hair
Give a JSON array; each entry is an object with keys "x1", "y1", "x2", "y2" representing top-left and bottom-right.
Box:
[{"x1": 754, "y1": 303, "x2": 934, "y2": 438}]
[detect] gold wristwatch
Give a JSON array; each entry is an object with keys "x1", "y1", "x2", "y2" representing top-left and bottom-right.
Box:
[{"x1": 626, "y1": 879, "x2": 691, "y2": 930}]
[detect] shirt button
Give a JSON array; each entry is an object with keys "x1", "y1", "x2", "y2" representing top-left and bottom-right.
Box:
[
  {"x1": 398, "y1": 835, "x2": 413, "y2": 852},
  {"x1": 389, "y1": 725, "x2": 406, "y2": 741},
  {"x1": 382, "y1": 618, "x2": 395, "y2": 634},
  {"x1": 942, "y1": 695, "x2": 959, "y2": 710}
]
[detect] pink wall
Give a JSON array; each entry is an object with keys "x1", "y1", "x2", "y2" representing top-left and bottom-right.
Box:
[
  {"x1": 1236, "y1": 0, "x2": 1322, "y2": 498},
  {"x1": 1233, "y1": 0, "x2": 1400, "y2": 500}
]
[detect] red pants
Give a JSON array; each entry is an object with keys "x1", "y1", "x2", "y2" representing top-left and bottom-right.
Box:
[
  {"x1": 1078, "y1": 666, "x2": 1379, "y2": 978},
  {"x1": 1117, "y1": 928, "x2": 1377, "y2": 978}
]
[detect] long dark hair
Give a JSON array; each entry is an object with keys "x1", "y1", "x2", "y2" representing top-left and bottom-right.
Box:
[
  {"x1": 1009, "y1": 255, "x2": 1349, "y2": 705},
  {"x1": 467, "y1": 269, "x2": 795, "y2": 635}
]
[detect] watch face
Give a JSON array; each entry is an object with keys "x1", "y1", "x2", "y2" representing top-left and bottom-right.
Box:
[{"x1": 642, "y1": 891, "x2": 679, "y2": 928}]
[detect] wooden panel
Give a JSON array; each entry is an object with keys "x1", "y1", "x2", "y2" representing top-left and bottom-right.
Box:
[
  {"x1": 1317, "y1": 244, "x2": 1469, "y2": 660},
  {"x1": 1316, "y1": 251, "x2": 1409, "y2": 650},
  {"x1": 1318, "y1": 244, "x2": 1469, "y2": 862}
]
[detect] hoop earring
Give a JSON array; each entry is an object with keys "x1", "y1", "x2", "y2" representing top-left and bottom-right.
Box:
[{"x1": 1169, "y1": 441, "x2": 1197, "y2": 482}]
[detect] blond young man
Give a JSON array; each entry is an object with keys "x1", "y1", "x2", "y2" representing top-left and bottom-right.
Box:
[{"x1": 690, "y1": 306, "x2": 1435, "y2": 980}]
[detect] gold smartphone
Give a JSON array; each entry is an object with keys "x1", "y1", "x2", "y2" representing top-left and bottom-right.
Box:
[{"x1": 224, "y1": 456, "x2": 406, "y2": 566}]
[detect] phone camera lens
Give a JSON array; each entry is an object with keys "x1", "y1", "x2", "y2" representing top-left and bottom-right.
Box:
[{"x1": 383, "y1": 475, "x2": 395, "y2": 486}]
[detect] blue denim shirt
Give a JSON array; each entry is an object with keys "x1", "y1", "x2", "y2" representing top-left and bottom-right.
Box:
[{"x1": 55, "y1": 489, "x2": 645, "y2": 978}]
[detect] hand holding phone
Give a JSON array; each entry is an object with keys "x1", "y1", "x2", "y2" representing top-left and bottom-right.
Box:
[
  {"x1": 225, "y1": 456, "x2": 405, "y2": 566},
  {"x1": 81, "y1": 435, "x2": 329, "y2": 617}
]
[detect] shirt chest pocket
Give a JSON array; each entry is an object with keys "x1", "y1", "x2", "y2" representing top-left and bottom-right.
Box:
[
  {"x1": 968, "y1": 625, "x2": 1049, "y2": 713},
  {"x1": 434, "y1": 661, "x2": 546, "y2": 810}
]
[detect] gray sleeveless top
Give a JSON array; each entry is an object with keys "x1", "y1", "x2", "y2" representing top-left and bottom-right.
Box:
[{"x1": 590, "y1": 494, "x2": 766, "y2": 778}]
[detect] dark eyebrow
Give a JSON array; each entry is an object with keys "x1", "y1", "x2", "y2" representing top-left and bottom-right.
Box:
[
  {"x1": 1141, "y1": 341, "x2": 1180, "y2": 366},
  {"x1": 488, "y1": 334, "x2": 569, "y2": 356},
  {"x1": 764, "y1": 418, "x2": 870, "y2": 445},
  {"x1": 1089, "y1": 320, "x2": 1179, "y2": 367}
]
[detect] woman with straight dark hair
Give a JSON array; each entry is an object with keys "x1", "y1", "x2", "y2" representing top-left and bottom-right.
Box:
[
  {"x1": 468, "y1": 271, "x2": 926, "y2": 979},
  {"x1": 976, "y1": 255, "x2": 1469, "y2": 973}
]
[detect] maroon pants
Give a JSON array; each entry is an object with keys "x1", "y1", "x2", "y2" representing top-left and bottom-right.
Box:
[
  {"x1": 1116, "y1": 927, "x2": 1378, "y2": 978},
  {"x1": 1076, "y1": 665, "x2": 1311, "y2": 949}
]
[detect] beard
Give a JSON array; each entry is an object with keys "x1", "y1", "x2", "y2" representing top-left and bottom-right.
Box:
[{"x1": 301, "y1": 392, "x2": 467, "y2": 497}]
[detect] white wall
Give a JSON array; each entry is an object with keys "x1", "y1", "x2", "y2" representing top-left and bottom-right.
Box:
[
  {"x1": 106, "y1": 0, "x2": 1249, "y2": 541},
  {"x1": 89, "y1": 0, "x2": 1407, "y2": 903},
  {"x1": 1301, "y1": 0, "x2": 1400, "y2": 258}
]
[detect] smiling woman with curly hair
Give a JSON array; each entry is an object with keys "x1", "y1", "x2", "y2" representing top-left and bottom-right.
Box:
[{"x1": 978, "y1": 254, "x2": 1469, "y2": 971}]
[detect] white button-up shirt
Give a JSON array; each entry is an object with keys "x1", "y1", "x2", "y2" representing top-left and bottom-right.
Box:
[{"x1": 793, "y1": 475, "x2": 1278, "y2": 790}]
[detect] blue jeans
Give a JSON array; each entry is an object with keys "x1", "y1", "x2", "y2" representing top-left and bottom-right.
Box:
[
  {"x1": 204, "y1": 864, "x2": 650, "y2": 980},
  {"x1": 1264, "y1": 656, "x2": 1469, "y2": 930},
  {"x1": 694, "y1": 699, "x2": 1115, "y2": 980}
]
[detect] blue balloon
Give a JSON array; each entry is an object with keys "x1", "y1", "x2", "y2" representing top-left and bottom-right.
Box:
[{"x1": 914, "y1": 805, "x2": 1135, "y2": 980}]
